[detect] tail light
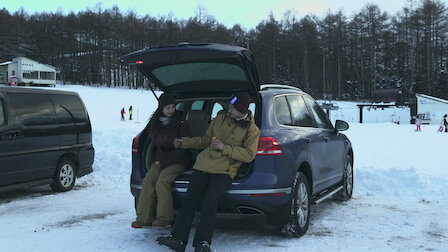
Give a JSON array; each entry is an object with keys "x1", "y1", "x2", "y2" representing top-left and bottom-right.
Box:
[
  {"x1": 132, "y1": 136, "x2": 139, "y2": 153},
  {"x1": 256, "y1": 137, "x2": 282, "y2": 155}
]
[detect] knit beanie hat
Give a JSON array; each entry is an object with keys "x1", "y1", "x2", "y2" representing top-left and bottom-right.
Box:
[
  {"x1": 158, "y1": 93, "x2": 176, "y2": 108},
  {"x1": 230, "y1": 92, "x2": 251, "y2": 114}
]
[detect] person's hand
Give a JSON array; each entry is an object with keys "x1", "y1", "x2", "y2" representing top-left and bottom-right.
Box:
[
  {"x1": 212, "y1": 138, "x2": 224, "y2": 151},
  {"x1": 173, "y1": 138, "x2": 182, "y2": 148}
]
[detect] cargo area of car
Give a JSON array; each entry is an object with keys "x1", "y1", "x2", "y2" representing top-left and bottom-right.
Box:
[{"x1": 140, "y1": 97, "x2": 259, "y2": 181}]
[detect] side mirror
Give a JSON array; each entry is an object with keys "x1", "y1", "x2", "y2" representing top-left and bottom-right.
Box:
[{"x1": 335, "y1": 120, "x2": 349, "y2": 131}]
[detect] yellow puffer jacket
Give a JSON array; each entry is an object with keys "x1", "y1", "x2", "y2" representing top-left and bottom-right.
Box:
[{"x1": 181, "y1": 111, "x2": 260, "y2": 179}]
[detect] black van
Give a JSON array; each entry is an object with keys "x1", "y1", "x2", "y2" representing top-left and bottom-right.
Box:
[{"x1": 0, "y1": 87, "x2": 94, "y2": 193}]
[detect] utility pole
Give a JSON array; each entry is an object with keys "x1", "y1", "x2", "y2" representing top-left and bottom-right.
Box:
[{"x1": 322, "y1": 47, "x2": 326, "y2": 96}]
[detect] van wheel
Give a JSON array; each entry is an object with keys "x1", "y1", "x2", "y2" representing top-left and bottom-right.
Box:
[
  {"x1": 333, "y1": 155, "x2": 353, "y2": 201},
  {"x1": 51, "y1": 158, "x2": 76, "y2": 192},
  {"x1": 281, "y1": 171, "x2": 310, "y2": 237}
]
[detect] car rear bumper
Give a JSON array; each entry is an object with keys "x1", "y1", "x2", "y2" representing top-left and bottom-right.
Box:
[{"x1": 172, "y1": 180, "x2": 291, "y2": 214}]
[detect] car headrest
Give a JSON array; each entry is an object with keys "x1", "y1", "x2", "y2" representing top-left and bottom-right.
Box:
[{"x1": 188, "y1": 110, "x2": 207, "y2": 121}]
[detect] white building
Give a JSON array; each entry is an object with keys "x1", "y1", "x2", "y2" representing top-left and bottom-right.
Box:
[
  {"x1": 416, "y1": 93, "x2": 448, "y2": 124},
  {"x1": 0, "y1": 57, "x2": 57, "y2": 86}
]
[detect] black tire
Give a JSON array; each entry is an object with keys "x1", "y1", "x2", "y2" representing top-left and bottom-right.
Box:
[
  {"x1": 281, "y1": 171, "x2": 311, "y2": 237},
  {"x1": 333, "y1": 155, "x2": 353, "y2": 200},
  {"x1": 50, "y1": 158, "x2": 76, "y2": 192}
]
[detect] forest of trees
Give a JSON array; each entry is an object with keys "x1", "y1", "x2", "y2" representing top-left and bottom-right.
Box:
[{"x1": 1, "y1": 0, "x2": 447, "y2": 101}]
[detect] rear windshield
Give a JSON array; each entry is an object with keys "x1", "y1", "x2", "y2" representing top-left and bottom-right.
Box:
[{"x1": 152, "y1": 62, "x2": 248, "y2": 87}]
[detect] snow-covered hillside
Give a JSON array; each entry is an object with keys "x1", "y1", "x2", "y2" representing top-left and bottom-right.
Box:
[{"x1": 0, "y1": 85, "x2": 447, "y2": 252}]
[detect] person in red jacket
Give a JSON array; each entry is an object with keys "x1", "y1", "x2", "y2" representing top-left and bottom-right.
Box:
[
  {"x1": 120, "y1": 107, "x2": 126, "y2": 121},
  {"x1": 132, "y1": 93, "x2": 191, "y2": 229}
]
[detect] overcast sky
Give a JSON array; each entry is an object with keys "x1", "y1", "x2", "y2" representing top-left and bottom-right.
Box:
[{"x1": 2, "y1": 0, "x2": 417, "y2": 29}]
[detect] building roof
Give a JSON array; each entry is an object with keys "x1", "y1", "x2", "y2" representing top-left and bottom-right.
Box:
[
  {"x1": 0, "y1": 61, "x2": 13, "y2": 66},
  {"x1": 416, "y1": 93, "x2": 448, "y2": 105}
]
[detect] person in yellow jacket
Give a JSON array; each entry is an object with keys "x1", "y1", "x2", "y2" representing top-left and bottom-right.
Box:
[{"x1": 157, "y1": 92, "x2": 260, "y2": 252}]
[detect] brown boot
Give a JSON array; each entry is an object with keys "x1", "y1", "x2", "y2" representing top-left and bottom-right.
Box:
[
  {"x1": 131, "y1": 220, "x2": 151, "y2": 228},
  {"x1": 152, "y1": 218, "x2": 171, "y2": 228}
]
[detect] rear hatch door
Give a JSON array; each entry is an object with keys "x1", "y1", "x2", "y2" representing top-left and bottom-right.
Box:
[{"x1": 120, "y1": 43, "x2": 260, "y2": 101}]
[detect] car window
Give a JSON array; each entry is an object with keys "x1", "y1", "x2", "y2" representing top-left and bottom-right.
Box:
[
  {"x1": 274, "y1": 96, "x2": 292, "y2": 125},
  {"x1": 185, "y1": 100, "x2": 206, "y2": 120},
  {"x1": 211, "y1": 102, "x2": 224, "y2": 120},
  {"x1": 152, "y1": 62, "x2": 248, "y2": 87},
  {"x1": 248, "y1": 103, "x2": 255, "y2": 117},
  {"x1": 50, "y1": 94, "x2": 87, "y2": 123},
  {"x1": 286, "y1": 95, "x2": 314, "y2": 127},
  {"x1": 8, "y1": 93, "x2": 57, "y2": 126},
  {"x1": 303, "y1": 96, "x2": 333, "y2": 129},
  {"x1": 0, "y1": 99, "x2": 5, "y2": 125},
  {"x1": 191, "y1": 100, "x2": 205, "y2": 110}
]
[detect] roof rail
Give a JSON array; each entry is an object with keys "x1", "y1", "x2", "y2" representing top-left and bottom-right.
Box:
[{"x1": 260, "y1": 84, "x2": 302, "y2": 92}]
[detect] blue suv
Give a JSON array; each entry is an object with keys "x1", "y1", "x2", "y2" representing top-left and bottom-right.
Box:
[{"x1": 121, "y1": 43, "x2": 353, "y2": 237}]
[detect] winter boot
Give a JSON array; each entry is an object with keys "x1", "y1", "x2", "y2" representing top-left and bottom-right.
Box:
[
  {"x1": 131, "y1": 220, "x2": 151, "y2": 228},
  {"x1": 194, "y1": 241, "x2": 211, "y2": 252},
  {"x1": 152, "y1": 218, "x2": 171, "y2": 228},
  {"x1": 156, "y1": 235, "x2": 186, "y2": 252}
]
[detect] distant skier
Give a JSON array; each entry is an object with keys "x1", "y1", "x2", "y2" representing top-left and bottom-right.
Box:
[
  {"x1": 129, "y1": 106, "x2": 133, "y2": 120},
  {"x1": 121, "y1": 107, "x2": 126, "y2": 121},
  {"x1": 437, "y1": 119, "x2": 444, "y2": 132},
  {"x1": 444, "y1": 114, "x2": 448, "y2": 133},
  {"x1": 415, "y1": 116, "x2": 421, "y2": 132}
]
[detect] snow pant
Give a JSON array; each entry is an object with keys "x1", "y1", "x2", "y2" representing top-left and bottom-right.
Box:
[
  {"x1": 416, "y1": 125, "x2": 421, "y2": 131},
  {"x1": 136, "y1": 162, "x2": 185, "y2": 224},
  {"x1": 129, "y1": 113, "x2": 132, "y2": 120},
  {"x1": 171, "y1": 169, "x2": 232, "y2": 246}
]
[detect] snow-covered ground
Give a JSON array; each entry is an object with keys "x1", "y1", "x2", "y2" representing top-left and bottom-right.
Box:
[{"x1": 1, "y1": 85, "x2": 447, "y2": 252}]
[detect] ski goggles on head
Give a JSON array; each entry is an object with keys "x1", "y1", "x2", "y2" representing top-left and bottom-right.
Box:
[{"x1": 230, "y1": 94, "x2": 238, "y2": 105}]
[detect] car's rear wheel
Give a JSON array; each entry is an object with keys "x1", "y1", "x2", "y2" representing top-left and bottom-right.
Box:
[
  {"x1": 333, "y1": 155, "x2": 353, "y2": 200},
  {"x1": 281, "y1": 171, "x2": 311, "y2": 237},
  {"x1": 51, "y1": 158, "x2": 76, "y2": 192}
]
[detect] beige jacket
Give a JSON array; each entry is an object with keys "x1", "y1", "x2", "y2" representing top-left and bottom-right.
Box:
[{"x1": 181, "y1": 111, "x2": 260, "y2": 179}]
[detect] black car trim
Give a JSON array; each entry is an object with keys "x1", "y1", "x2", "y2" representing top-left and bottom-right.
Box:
[
  {"x1": 59, "y1": 143, "x2": 93, "y2": 150},
  {"x1": 0, "y1": 143, "x2": 92, "y2": 157},
  {"x1": 0, "y1": 146, "x2": 60, "y2": 157}
]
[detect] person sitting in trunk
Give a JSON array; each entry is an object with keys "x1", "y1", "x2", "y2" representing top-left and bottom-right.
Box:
[
  {"x1": 132, "y1": 93, "x2": 191, "y2": 228},
  {"x1": 156, "y1": 92, "x2": 261, "y2": 252}
]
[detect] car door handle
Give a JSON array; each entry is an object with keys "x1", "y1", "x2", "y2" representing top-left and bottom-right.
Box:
[
  {"x1": 304, "y1": 138, "x2": 311, "y2": 144},
  {"x1": 322, "y1": 136, "x2": 330, "y2": 142}
]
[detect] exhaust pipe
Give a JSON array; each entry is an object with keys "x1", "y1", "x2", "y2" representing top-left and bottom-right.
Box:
[{"x1": 236, "y1": 206, "x2": 264, "y2": 216}]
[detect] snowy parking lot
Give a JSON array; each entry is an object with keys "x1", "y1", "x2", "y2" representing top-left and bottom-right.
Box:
[{"x1": 1, "y1": 85, "x2": 447, "y2": 251}]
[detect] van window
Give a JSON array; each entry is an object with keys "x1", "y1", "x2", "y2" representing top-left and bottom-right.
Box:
[
  {"x1": 50, "y1": 94, "x2": 87, "y2": 123},
  {"x1": 274, "y1": 96, "x2": 292, "y2": 125},
  {"x1": 9, "y1": 93, "x2": 56, "y2": 126},
  {"x1": 287, "y1": 95, "x2": 313, "y2": 127},
  {"x1": 0, "y1": 100, "x2": 5, "y2": 125}
]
